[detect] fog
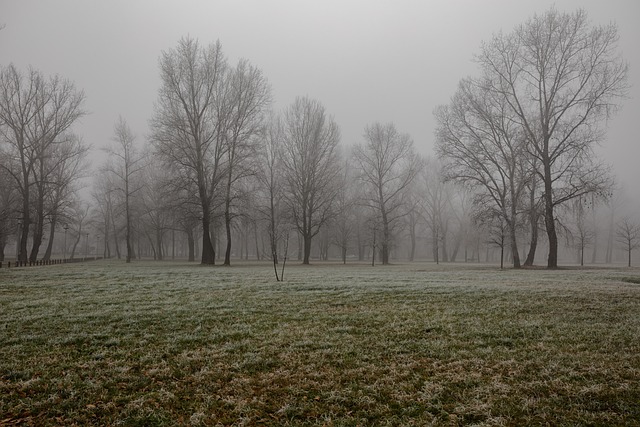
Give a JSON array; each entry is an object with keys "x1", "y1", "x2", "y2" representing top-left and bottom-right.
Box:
[
  {"x1": 2, "y1": 1, "x2": 638, "y2": 194},
  {"x1": 1, "y1": 0, "x2": 639, "y2": 265}
]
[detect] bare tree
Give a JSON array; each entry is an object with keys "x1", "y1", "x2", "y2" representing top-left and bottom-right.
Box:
[
  {"x1": 570, "y1": 197, "x2": 594, "y2": 267},
  {"x1": 68, "y1": 203, "x2": 89, "y2": 260},
  {"x1": 281, "y1": 96, "x2": 341, "y2": 265},
  {"x1": 353, "y1": 123, "x2": 420, "y2": 265},
  {"x1": 150, "y1": 37, "x2": 227, "y2": 265},
  {"x1": 478, "y1": 210, "x2": 507, "y2": 269},
  {"x1": 41, "y1": 134, "x2": 89, "y2": 261},
  {"x1": 604, "y1": 188, "x2": 627, "y2": 264},
  {"x1": 331, "y1": 157, "x2": 356, "y2": 264},
  {"x1": 139, "y1": 156, "x2": 173, "y2": 261},
  {"x1": 477, "y1": 8, "x2": 627, "y2": 268},
  {"x1": 420, "y1": 158, "x2": 453, "y2": 264},
  {"x1": 0, "y1": 65, "x2": 86, "y2": 262},
  {"x1": 256, "y1": 113, "x2": 288, "y2": 273},
  {"x1": 104, "y1": 117, "x2": 145, "y2": 263},
  {"x1": 616, "y1": 217, "x2": 640, "y2": 267},
  {"x1": 219, "y1": 59, "x2": 271, "y2": 265},
  {"x1": 435, "y1": 78, "x2": 530, "y2": 268},
  {"x1": 404, "y1": 194, "x2": 421, "y2": 262},
  {"x1": 448, "y1": 188, "x2": 474, "y2": 262},
  {"x1": 91, "y1": 172, "x2": 121, "y2": 259}
]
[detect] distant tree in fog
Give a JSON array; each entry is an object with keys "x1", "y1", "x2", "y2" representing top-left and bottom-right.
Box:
[
  {"x1": 604, "y1": 188, "x2": 627, "y2": 264},
  {"x1": 91, "y1": 172, "x2": 115, "y2": 259},
  {"x1": 616, "y1": 217, "x2": 640, "y2": 267},
  {"x1": 477, "y1": 208, "x2": 507, "y2": 269},
  {"x1": 140, "y1": 156, "x2": 173, "y2": 260},
  {"x1": 420, "y1": 159, "x2": 452, "y2": 264},
  {"x1": 68, "y1": 202, "x2": 89, "y2": 260},
  {"x1": 353, "y1": 122, "x2": 420, "y2": 265},
  {"x1": 331, "y1": 157, "x2": 356, "y2": 264},
  {"x1": 569, "y1": 197, "x2": 594, "y2": 267},
  {"x1": 104, "y1": 117, "x2": 145, "y2": 263},
  {"x1": 475, "y1": 8, "x2": 626, "y2": 268},
  {"x1": 41, "y1": 134, "x2": 89, "y2": 261},
  {"x1": 256, "y1": 113, "x2": 286, "y2": 267},
  {"x1": 281, "y1": 96, "x2": 341, "y2": 265}
]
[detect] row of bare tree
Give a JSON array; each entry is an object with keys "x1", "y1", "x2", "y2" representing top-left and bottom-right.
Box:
[
  {"x1": 0, "y1": 64, "x2": 88, "y2": 263},
  {"x1": 2, "y1": 8, "x2": 638, "y2": 268}
]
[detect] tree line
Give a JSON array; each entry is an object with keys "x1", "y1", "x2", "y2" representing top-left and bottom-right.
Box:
[{"x1": 1, "y1": 8, "x2": 638, "y2": 268}]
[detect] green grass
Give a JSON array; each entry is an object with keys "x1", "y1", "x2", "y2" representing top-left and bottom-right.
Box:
[{"x1": 1, "y1": 261, "x2": 639, "y2": 426}]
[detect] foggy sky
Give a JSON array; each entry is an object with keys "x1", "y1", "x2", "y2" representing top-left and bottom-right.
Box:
[{"x1": 1, "y1": 0, "x2": 639, "y2": 207}]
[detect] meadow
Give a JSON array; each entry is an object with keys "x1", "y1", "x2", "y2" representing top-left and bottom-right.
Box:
[{"x1": 1, "y1": 261, "x2": 639, "y2": 426}]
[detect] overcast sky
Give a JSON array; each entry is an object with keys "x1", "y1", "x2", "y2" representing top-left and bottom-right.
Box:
[{"x1": 2, "y1": 0, "x2": 639, "y2": 206}]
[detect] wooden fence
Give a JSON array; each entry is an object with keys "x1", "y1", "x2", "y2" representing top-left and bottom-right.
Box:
[{"x1": 0, "y1": 257, "x2": 102, "y2": 269}]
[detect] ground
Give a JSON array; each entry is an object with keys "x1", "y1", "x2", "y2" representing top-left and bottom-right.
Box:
[{"x1": 1, "y1": 261, "x2": 639, "y2": 426}]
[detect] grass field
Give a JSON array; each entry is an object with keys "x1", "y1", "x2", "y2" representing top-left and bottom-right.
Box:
[{"x1": 1, "y1": 261, "x2": 639, "y2": 426}]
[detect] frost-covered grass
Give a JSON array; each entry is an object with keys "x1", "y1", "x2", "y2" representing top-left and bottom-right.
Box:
[{"x1": 1, "y1": 261, "x2": 639, "y2": 426}]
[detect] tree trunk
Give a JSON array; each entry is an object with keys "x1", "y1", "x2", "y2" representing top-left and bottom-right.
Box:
[
  {"x1": 146, "y1": 232, "x2": 157, "y2": 260},
  {"x1": 224, "y1": 208, "x2": 232, "y2": 266},
  {"x1": 524, "y1": 177, "x2": 538, "y2": 266},
  {"x1": 43, "y1": 217, "x2": 56, "y2": 261},
  {"x1": 507, "y1": 219, "x2": 521, "y2": 268},
  {"x1": 254, "y1": 222, "x2": 261, "y2": 261},
  {"x1": 29, "y1": 199, "x2": 45, "y2": 262},
  {"x1": 111, "y1": 214, "x2": 121, "y2": 260},
  {"x1": 543, "y1": 161, "x2": 558, "y2": 268},
  {"x1": 524, "y1": 221, "x2": 538, "y2": 266},
  {"x1": 450, "y1": 235, "x2": 461, "y2": 262},
  {"x1": 303, "y1": 233, "x2": 312, "y2": 264},
  {"x1": 201, "y1": 209, "x2": 215, "y2": 265},
  {"x1": 103, "y1": 227, "x2": 110, "y2": 258},
  {"x1": 381, "y1": 242, "x2": 389, "y2": 264},
  {"x1": 371, "y1": 230, "x2": 376, "y2": 267},
  {"x1": 70, "y1": 232, "x2": 81, "y2": 259},
  {"x1": 409, "y1": 226, "x2": 416, "y2": 262},
  {"x1": 441, "y1": 233, "x2": 449, "y2": 263},
  {"x1": 0, "y1": 229, "x2": 6, "y2": 262},
  {"x1": 156, "y1": 230, "x2": 163, "y2": 261},
  {"x1": 244, "y1": 228, "x2": 249, "y2": 260},
  {"x1": 125, "y1": 184, "x2": 132, "y2": 263},
  {"x1": 432, "y1": 227, "x2": 439, "y2": 264},
  {"x1": 591, "y1": 203, "x2": 598, "y2": 263},
  {"x1": 187, "y1": 228, "x2": 195, "y2": 262},
  {"x1": 545, "y1": 208, "x2": 558, "y2": 268},
  {"x1": 381, "y1": 213, "x2": 390, "y2": 265}
]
